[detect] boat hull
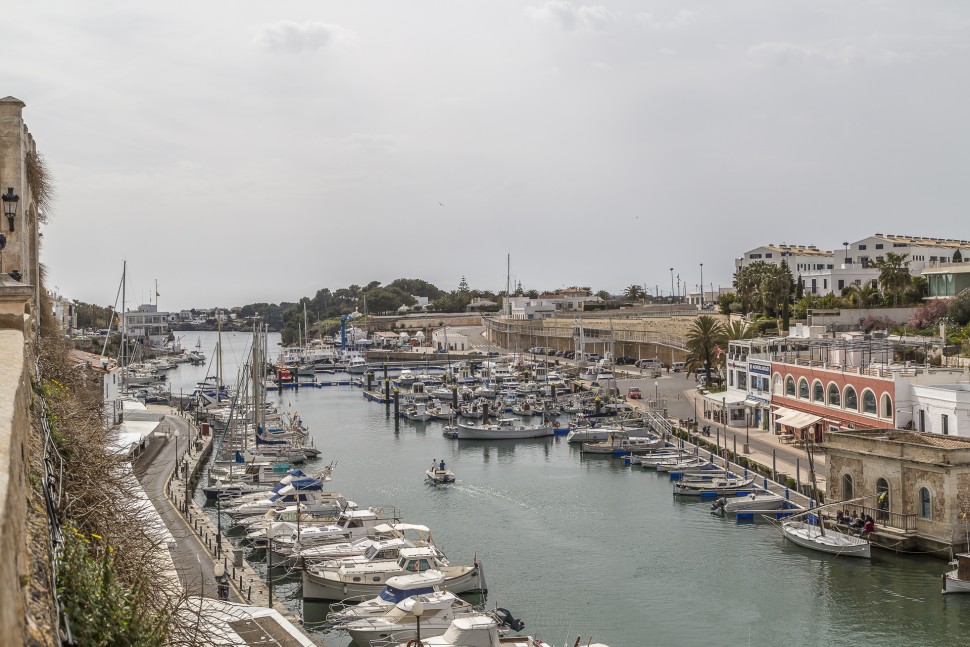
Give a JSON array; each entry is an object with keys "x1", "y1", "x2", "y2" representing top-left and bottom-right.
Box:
[
  {"x1": 455, "y1": 423, "x2": 553, "y2": 440},
  {"x1": 943, "y1": 571, "x2": 970, "y2": 594},
  {"x1": 302, "y1": 563, "x2": 486, "y2": 601},
  {"x1": 782, "y1": 521, "x2": 871, "y2": 558}
]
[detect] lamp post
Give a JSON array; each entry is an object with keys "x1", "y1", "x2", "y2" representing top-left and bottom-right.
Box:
[
  {"x1": 843, "y1": 241, "x2": 849, "y2": 265},
  {"x1": 654, "y1": 380, "x2": 659, "y2": 408},
  {"x1": 413, "y1": 598, "x2": 425, "y2": 645},
  {"x1": 2, "y1": 188, "x2": 19, "y2": 232},
  {"x1": 216, "y1": 497, "x2": 222, "y2": 559},
  {"x1": 699, "y1": 263, "x2": 704, "y2": 308},
  {"x1": 744, "y1": 411, "x2": 750, "y2": 454},
  {"x1": 669, "y1": 268, "x2": 674, "y2": 303}
]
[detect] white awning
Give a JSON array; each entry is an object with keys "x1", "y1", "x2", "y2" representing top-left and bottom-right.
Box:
[
  {"x1": 772, "y1": 406, "x2": 796, "y2": 419},
  {"x1": 704, "y1": 391, "x2": 748, "y2": 406},
  {"x1": 777, "y1": 411, "x2": 821, "y2": 429}
]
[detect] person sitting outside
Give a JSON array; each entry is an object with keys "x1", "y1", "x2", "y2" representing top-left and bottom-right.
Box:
[
  {"x1": 861, "y1": 516, "x2": 875, "y2": 537},
  {"x1": 439, "y1": 459, "x2": 446, "y2": 471},
  {"x1": 836, "y1": 510, "x2": 847, "y2": 525},
  {"x1": 848, "y1": 511, "x2": 860, "y2": 528}
]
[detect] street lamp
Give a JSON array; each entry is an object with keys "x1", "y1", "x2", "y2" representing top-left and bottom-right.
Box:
[
  {"x1": 654, "y1": 380, "x2": 659, "y2": 405},
  {"x1": 669, "y1": 268, "x2": 674, "y2": 303},
  {"x1": 699, "y1": 263, "x2": 704, "y2": 308},
  {"x1": 2, "y1": 188, "x2": 19, "y2": 232},
  {"x1": 843, "y1": 241, "x2": 849, "y2": 265},
  {"x1": 413, "y1": 598, "x2": 425, "y2": 645}
]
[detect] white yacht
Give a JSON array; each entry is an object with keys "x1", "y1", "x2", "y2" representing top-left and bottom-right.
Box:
[
  {"x1": 454, "y1": 417, "x2": 553, "y2": 440},
  {"x1": 344, "y1": 590, "x2": 476, "y2": 647}
]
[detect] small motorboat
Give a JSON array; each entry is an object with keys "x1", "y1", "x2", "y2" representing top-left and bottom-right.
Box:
[
  {"x1": 426, "y1": 461, "x2": 456, "y2": 484},
  {"x1": 711, "y1": 491, "x2": 788, "y2": 514},
  {"x1": 943, "y1": 554, "x2": 970, "y2": 594}
]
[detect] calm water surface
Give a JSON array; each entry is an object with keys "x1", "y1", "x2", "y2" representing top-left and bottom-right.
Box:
[{"x1": 173, "y1": 332, "x2": 969, "y2": 647}]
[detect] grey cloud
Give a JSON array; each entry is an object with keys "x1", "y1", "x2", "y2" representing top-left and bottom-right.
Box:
[
  {"x1": 254, "y1": 20, "x2": 355, "y2": 53},
  {"x1": 748, "y1": 41, "x2": 913, "y2": 67},
  {"x1": 637, "y1": 10, "x2": 697, "y2": 30},
  {"x1": 526, "y1": 1, "x2": 616, "y2": 31}
]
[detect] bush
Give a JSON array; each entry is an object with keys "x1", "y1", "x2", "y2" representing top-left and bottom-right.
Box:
[
  {"x1": 908, "y1": 299, "x2": 950, "y2": 328},
  {"x1": 948, "y1": 290, "x2": 970, "y2": 327}
]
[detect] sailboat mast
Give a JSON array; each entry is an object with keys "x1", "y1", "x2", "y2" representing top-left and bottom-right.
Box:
[
  {"x1": 805, "y1": 434, "x2": 824, "y2": 536},
  {"x1": 121, "y1": 260, "x2": 127, "y2": 381},
  {"x1": 216, "y1": 309, "x2": 223, "y2": 402}
]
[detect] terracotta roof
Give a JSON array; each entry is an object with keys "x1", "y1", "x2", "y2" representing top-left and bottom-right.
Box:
[
  {"x1": 847, "y1": 429, "x2": 970, "y2": 450},
  {"x1": 872, "y1": 233, "x2": 970, "y2": 248},
  {"x1": 764, "y1": 244, "x2": 833, "y2": 256}
]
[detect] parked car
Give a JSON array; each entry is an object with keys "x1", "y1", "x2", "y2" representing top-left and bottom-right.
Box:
[
  {"x1": 563, "y1": 351, "x2": 576, "y2": 359},
  {"x1": 636, "y1": 358, "x2": 661, "y2": 369},
  {"x1": 627, "y1": 387, "x2": 642, "y2": 400},
  {"x1": 615, "y1": 356, "x2": 636, "y2": 365},
  {"x1": 586, "y1": 353, "x2": 603, "y2": 361},
  {"x1": 546, "y1": 348, "x2": 559, "y2": 356},
  {"x1": 467, "y1": 350, "x2": 483, "y2": 356},
  {"x1": 487, "y1": 350, "x2": 500, "y2": 357}
]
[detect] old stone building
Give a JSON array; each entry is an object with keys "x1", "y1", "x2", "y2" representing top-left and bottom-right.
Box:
[
  {"x1": 0, "y1": 97, "x2": 42, "y2": 310},
  {"x1": 825, "y1": 429, "x2": 970, "y2": 552}
]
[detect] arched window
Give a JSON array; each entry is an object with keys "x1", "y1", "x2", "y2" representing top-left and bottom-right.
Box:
[
  {"x1": 798, "y1": 378, "x2": 810, "y2": 399},
  {"x1": 919, "y1": 487, "x2": 931, "y2": 520},
  {"x1": 785, "y1": 376, "x2": 796, "y2": 397},
  {"x1": 881, "y1": 393, "x2": 893, "y2": 419},
  {"x1": 844, "y1": 386, "x2": 858, "y2": 411},
  {"x1": 842, "y1": 474, "x2": 854, "y2": 500},
  {"x1": 813, "y1": 380, "x2": 824, "y2": 403},
  {"x1": 773, "y1": 374, "x2": 782, "y2": 395},
  {"x1": 828, "y1": 383, "x2": 841, "y2": 407},
  {"x1": 876, "y1": 478, "x2": 890, "y2": 521},
  {"x1": 862, "y1": 389, "x2": 877, "y2": 415}
]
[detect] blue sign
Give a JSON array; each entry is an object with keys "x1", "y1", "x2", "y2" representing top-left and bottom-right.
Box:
[{"x1": 749, "y1": 362, "x2": 771, "y2": 376}]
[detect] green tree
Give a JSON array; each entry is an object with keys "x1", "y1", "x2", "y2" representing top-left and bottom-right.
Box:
[
  {"x1": 724, "y1": 319, "x2": 756, "y2": 341},
  {"x1": 624, "y1": 284, "x2": 646, "y2": 300},
  {"x1": 684, "y1": 315, "x2": 727, "y2": 386},
  {"x1": 873, "y1": 252, "x2": 912, "y2": 307},
  {"x1": 843, "y1": 282, "x2": 880, "y2": 309},
  {"x1": 954, "y1": 249, "x2": 963, "y2": 263}
]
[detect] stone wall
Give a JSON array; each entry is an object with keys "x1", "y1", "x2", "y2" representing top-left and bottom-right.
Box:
[{"x1": 0, "y1": 327, "x2": 31, "y2": 646}]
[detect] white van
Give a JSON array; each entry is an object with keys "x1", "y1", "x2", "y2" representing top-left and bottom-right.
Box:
[
  {"x1": 671, "y1": 361, "x2": 686, "y2": 372},
  {"x1": 636, "y1": 358, "x2": 661, "y2": 369}
]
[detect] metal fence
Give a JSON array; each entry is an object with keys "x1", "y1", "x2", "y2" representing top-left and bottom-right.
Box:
[{"x1": 34, "y1": 371, "x2": 74, "y2": 645}]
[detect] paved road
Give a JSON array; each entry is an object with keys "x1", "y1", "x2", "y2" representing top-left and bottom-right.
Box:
[{"x1": 133, "y1": 412, "x2": 239, "y2": 601}]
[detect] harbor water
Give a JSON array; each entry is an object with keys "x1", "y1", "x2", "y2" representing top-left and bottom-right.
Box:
[{"x1": 172, "y1": 332, "x2": 969, "y2": 647}]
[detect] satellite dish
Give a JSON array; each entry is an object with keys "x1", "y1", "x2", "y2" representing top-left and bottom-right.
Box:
[{"x1": 0, "y1": 232, "x2": 5, "y2": 250}]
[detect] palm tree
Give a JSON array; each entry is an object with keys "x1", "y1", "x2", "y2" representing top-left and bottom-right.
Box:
[
  {"x1": 684, "y1": 315, "x2": 727, "y2": 386},
  {"x1": 724, "y1": 319, "x2": 755, "y2": 341},
  {"x1": 873, "y1": 252, "x2": 912, "y2": 307},
  {"x1": 843, "y1": 282, "x2": 880, "y2": 309},
  {"x1": 624, "y1": 284, "x2": 645, "y2": 300}
]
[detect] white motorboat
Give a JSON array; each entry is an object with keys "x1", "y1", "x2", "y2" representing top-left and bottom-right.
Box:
[
  {"x1": 672, "y1": 477, "x2": 756, "y2": 497},
  {"x1": 454, "y1": 417, "x2": 553, "y2": 440},
  {"x1": 426, "y1": 461, "x2": 456, "y2": 484},
  {"x1": 297, "y1": 523, "x2": 434, "y2": 566},
  {"x1": 459, "y1": 401, "x2": 485, "y2": 419},
  {"x1": 270, "y1": 509, "x2": 387, "y2": 556},
  {"x1": 345, "y1": 590, "x2": 476, "y2": 647},
  {"x1": 406, "y1": 402, "x2": 433, "y2": 422},
  {"x1": 327, "y1": 570, "x2": 447, "y2": 625},
  {"x1": 581, "y1": 433, "x2": 664, "y2": 456},
  {"x1": 782, "y1": 520, "x2": 871, "y2": 559},
  {"x1": 347, "y1": 356, "x2": 370, "y2": 374},
  {"x1": 565, "y1": 427, "x2": 614, "y2": 444},
  {"x1": 397, "y1": 369, "x2": 416, "y2": 387},
  {"x1": 716, "y1": 491, "x2": 787, "y2": 514},
  {"x1": 396, "y1": 614, "x2": 605, "y2": 647},
  {"x1": 302, "y1": 546, "x2": 486, "y2": 600},
  {"x1": 943, "y1": 554, "x2": 970, "y2": 594},
  {"x1": 473, "y1": 384, "x2": 496, "y2": 399}
]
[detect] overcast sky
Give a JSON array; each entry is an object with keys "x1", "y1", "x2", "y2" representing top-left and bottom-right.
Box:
[{"x1": 6, "y1": 1, "x2": 970, "y2": 310}]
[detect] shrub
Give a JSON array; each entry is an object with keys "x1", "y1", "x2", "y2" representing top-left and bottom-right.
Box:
[{"x1": 908, "y1": 299, "x2": 950, "y2": 328}]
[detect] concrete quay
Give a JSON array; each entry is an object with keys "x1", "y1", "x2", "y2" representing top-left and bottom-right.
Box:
[{"x1": 136, "y1": 406, "x2": 324, "y2": 645}]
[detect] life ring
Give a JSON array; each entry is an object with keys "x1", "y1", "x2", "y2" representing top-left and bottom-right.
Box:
[{"x1": 407, "y1": 640, "x2": 422, "y2": 647}]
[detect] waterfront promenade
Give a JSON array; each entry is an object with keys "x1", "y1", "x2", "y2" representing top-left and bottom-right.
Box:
[{"x1": 134, "y1": 405, "x2": 322, "y2": 645}]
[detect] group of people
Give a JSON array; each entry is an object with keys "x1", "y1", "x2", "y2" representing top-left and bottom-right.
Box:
[{"x1": 836, "y1": 509, "x2": 875, "y2": 536}]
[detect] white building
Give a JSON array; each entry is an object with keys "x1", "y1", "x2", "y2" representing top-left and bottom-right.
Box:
[
  {"x1": 507, "y1": 297, "x2": 557, "y2": 320},
  {"x1": 432, "y1": 326, "x2": 470, "y2": 351},
  {"x1": 49, "y1": 291, "x2": 77, "y2": 333},
  {"x1": 739, "y1": 234, "x2": 970, "y2": 298},
  {"x1": 122, "y1": 304, "x2": 171, "y2": 349}
]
